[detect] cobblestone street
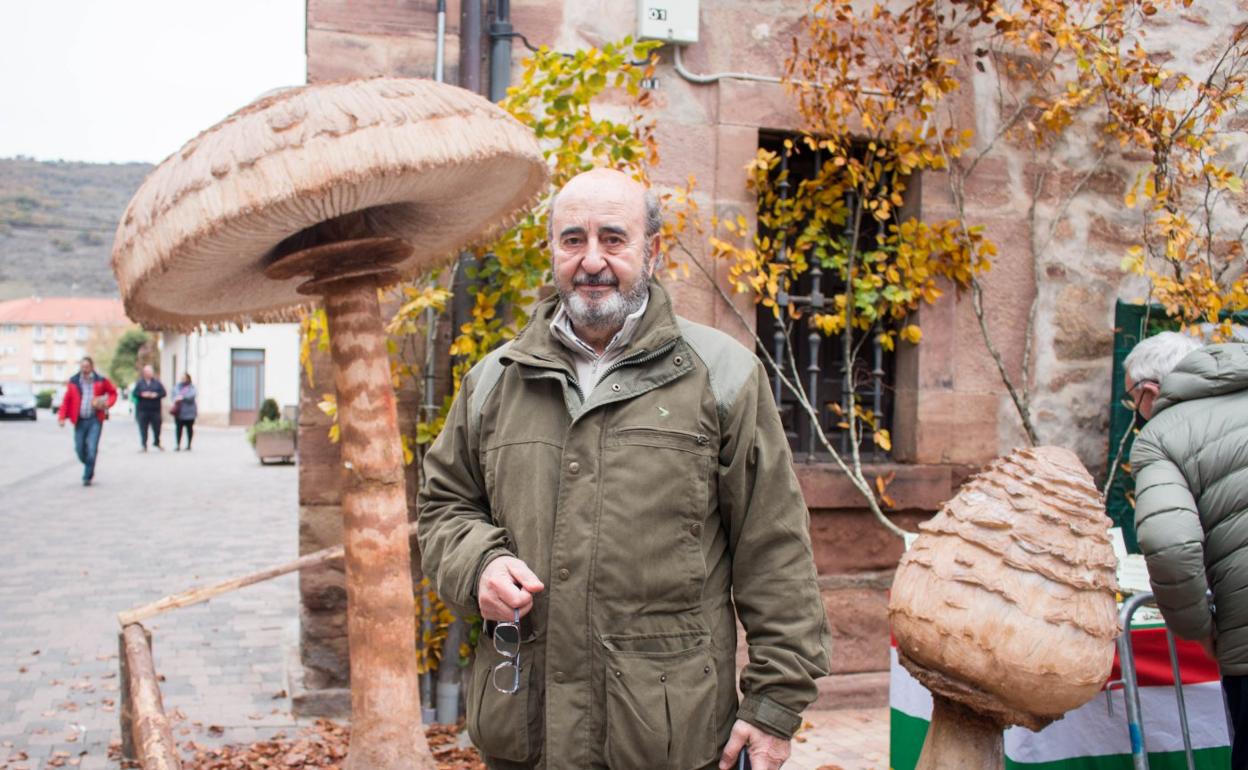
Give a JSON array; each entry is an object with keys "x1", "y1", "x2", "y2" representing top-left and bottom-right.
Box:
[{"x1": 0, "y1": 412, "x2": 300, "y2": 769}]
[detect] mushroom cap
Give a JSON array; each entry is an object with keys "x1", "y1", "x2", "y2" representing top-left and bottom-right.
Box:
[
  {"x1": 888, "y1": 446, "x2": 1120, "y2": 728},
  {"x1": 112, "y1": 78, "x2": 547, "y2": 329}
]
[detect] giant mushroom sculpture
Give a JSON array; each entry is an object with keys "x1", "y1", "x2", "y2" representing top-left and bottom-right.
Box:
[
  {"x1": 889, "y1": 446, "x2": 1121, "y2": 769},
  {"x1": 112, "y1": 78, "x2": 546, "y2": 770}
]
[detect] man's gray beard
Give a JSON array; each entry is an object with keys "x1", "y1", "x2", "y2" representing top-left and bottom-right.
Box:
[{"x1": 559, "y1": 274, "x2": 649, "y2": 334}]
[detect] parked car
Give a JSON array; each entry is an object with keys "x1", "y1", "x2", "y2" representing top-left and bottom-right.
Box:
[{"x1": 0, "y1": 382, "x2": 38, "y2": 420}]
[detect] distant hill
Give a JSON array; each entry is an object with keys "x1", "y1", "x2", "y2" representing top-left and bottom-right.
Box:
[{"x1": 0, "y1": 157, "x2": 153, "y2": 301}]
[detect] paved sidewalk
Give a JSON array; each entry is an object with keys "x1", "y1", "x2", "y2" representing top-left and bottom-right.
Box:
[
  {"x1": 0, "y1": 414, "x2": 300, "y2": 769},
  {"x1": 791, "y1": 707, "x2": 890, "y2": 770}
]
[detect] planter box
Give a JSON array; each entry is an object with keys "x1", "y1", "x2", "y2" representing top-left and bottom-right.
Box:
[{"x1": 254, "y1": 430, "x2": 297, "y2": 464}]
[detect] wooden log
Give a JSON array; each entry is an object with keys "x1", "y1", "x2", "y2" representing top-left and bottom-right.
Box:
[
  {"x1": 118, "y1": 631, "x2": 136, "y2": 760},
  {"x1": 117, "y1": 521, "x2": 419, "y2": 627},
  {"x1": 121, "y1": 623, "x2": 181, "y2": 770}
]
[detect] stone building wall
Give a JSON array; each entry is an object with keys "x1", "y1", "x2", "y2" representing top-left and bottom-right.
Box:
[{"x1": 295, "y1": 0, "x2": 1243, "y2": 713}]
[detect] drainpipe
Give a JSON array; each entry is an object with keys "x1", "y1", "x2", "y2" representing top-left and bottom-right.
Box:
[
  {"x1": 419, "y1": 0, "x2": 449, "y2": 727},
  {"x1": 460, "y1": 0, "x2": 483, "y2": 94},
  {"x1": 488, "y1": 0, "x2": 513, "y2": 103}
]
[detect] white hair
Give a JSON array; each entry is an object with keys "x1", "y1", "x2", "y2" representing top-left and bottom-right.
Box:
[{"x1": 1123, "y1": 331, "x2": 1202, "y2": 384}]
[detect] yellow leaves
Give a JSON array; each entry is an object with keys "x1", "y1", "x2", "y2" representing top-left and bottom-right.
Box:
[
  {"x1": 317, "y1": 394, "x2": 340, "y2": 444},
  {"x1": 875, "y1": 471, "x2": 896, "y2": 508},
  {"x1": 811, "y1": 313, "x2": 846, "y2": 335},
  {"x1": 900, "y1": 324, "x2": 922, "y2": 344},
  {"x1": 414, "y1": 579, "x2": 457, "y2": 675}
]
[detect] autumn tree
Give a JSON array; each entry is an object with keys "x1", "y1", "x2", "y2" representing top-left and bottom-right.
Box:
[{"x1": 700, "y1": 0, "x2": 1248, "y2": 538}]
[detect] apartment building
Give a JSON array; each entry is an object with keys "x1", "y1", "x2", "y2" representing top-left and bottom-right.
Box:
[{"x1": 0, "y1": 297, "x2": 131, "y2": 392}]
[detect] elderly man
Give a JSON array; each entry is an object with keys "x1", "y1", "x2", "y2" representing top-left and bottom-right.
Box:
[
  {"x1": 418, "y1": 168, "x2": 831, "y2": 770},
  {"x1": 1127, "y1": 332, "x2": 1248, "y2": 767},
  {"x1": 133, "y1": 364, "x2": 167, "y2": 451}
]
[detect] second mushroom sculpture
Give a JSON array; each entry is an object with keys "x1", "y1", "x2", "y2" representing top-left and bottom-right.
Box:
[{"x1": 889, "y1": 446, "x2": 1121, "y2": 769}]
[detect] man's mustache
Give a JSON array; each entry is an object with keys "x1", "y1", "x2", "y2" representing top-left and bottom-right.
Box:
[{"x1": 573, "y1": 272, "x2": 618, "y2": 287}]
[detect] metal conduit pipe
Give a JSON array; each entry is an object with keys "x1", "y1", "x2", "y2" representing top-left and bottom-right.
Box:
[{"x1": 672, "y1": 44, "x2": 887, "y2": 97}]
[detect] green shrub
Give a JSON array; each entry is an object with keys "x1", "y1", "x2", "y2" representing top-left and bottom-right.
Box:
[
  {"x1": 246, "y1": 418, "x2": 295, "y2": 447},
  {"x1": 258, "y1": 398, "x2": 281, "y2": 423},
  {"x1": 36, "y1": 389, "x2": 53, "y2": 409}
]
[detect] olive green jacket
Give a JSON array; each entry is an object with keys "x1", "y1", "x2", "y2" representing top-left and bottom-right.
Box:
[
  {"x1": 1131, "y1": 343, "x2": 1248, "y2": 673},
  {"x1": 418, "y1": 283, "x2": 832, "y2": 769}
]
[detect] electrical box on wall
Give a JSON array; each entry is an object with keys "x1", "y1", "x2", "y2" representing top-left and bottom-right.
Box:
[{"x1": 637, "y1": 0, "x2": 699, "y2": 44}]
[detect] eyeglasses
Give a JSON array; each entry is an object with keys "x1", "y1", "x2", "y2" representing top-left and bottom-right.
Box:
[{"x1": 492, "y1": 608, "x2": 522, "y2": 695}]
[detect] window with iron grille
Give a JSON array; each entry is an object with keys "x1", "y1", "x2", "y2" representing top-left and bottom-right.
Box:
[{"x1": 755, "y1": 132, "x2": 897, "y2": 462}]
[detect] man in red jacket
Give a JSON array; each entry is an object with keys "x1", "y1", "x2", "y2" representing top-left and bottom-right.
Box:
[{"x1": 57, "y1": 356, "x2": 118, "y2": 486}]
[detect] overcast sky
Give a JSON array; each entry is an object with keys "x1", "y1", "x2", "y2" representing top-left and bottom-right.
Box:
[{"x1": 0, "y1": 0, "x2": 306, "y2": 165}]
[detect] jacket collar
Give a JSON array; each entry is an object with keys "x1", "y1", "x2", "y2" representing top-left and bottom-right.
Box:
[{"x1": 504, "y1": 281, "x2": 684, "y2": 372}]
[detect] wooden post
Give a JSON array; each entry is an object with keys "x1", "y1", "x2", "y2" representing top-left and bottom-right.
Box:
[{"x1": 121, "y1": 623, "x2": 182, "y2": 770}]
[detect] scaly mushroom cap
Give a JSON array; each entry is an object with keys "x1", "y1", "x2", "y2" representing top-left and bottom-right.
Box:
[
  {"x1": 112, "y1": 78, "x2": 547, "y2": 329},
  {"x1": 888, "y1": 446, "x2": 1120, "y2": 729}
]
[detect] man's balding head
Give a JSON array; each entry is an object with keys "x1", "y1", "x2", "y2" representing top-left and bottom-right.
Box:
[
  {"x1": 548, "y1": 169, "x2": 663, "y2": 351},
  {"x1": 548, "y1": 169, "x2": 662, "y2": 247}
]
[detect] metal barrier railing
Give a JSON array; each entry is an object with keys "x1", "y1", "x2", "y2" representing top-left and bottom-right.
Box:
[{"x1": 1111, "y1": 591, "x2": 1203, "y2": 770}]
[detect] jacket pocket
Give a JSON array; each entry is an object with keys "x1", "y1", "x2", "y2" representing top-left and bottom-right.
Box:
[
  {"x1": 601, "y1": 632, "x2": 718, "y2": 770},
  {"x1": 467, "y1": 639, "x2": 534, "y2": 762},
  {"x1": 612, "y1": 426, "x2": 712, "y2": 454}
]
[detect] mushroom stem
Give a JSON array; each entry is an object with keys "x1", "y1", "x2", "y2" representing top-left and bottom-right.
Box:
[
  {"x1": 323, "y1": 277, "x2": 435, "y2": 770},
  {"x1": 916, "y1": 694, "x2": 1004, "y2": 770}
]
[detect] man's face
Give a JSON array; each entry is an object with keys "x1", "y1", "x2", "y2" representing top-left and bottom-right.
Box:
[
  {"x1": 1125, "y1": 375, "x2": 1160, "y2": 421},
  {"x1": 79, "y1": 359, "x2": 93, "y2": 377},
  {"x1": 550, "y1": 170, "x2": 658, "y2": 336},
  {"x1": 142, "y1": 365, "x2": 154, "y2": 380}
]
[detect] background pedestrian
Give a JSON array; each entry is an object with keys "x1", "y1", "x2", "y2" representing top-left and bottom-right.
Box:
[
  {"x1": 133, "y1": 364, "x2": 166, "y2": 451},
  {"x1": 172, "y1": 372, "x2": 197, "y2": 451},
  {"x1": 56, "y1": 356, "x2": 118, "y2": 486}
]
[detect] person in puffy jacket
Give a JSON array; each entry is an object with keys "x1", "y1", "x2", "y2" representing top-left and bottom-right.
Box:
[{"x1": 1128, "y1": 332, "x2": 1248, "y2": 767}]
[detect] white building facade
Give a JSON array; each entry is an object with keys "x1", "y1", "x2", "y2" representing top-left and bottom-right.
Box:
[{"x1": 158, "y1": 324, "x2": 300, "y2": 426}]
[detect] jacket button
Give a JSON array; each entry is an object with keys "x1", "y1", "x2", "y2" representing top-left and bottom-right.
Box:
[
  {"x1": 611, "y1": 383, "x2": 622, "y2": 392},
  {"x1": 674, "y1": 356, "x2": 683, "y2": 365},
  {"x1": 614, "y1": 670, "x2": 623, "y2": 678},
  {"x1": 659, "y1": 674, "x2": 667, "y2": 682},
  {"x1": 568, "y1": 461, "x2": 580, "y2": 474},
  {"x1": 558, "y1": 568, "x2": 570, "y2": 581},
  {"x1": 554, "y1": 670, "x2": 565, "y2": 683},
  {"x1": 704, "y1": 665, "x2": 711, "y2": 674},
  {"x1": 690, "y1": 522, "x2": 703, "y2": 537}
]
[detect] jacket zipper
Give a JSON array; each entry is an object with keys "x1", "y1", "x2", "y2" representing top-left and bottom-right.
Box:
[
  {"x1": 616, "y1": 425, "x2": 711, "y2": 446},
  {"x1": 598, "y1": 339, "x2": 678, "y2": 381}
]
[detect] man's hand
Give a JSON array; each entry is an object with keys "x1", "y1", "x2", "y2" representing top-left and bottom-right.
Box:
[
  {"x1": 57, "y1": 417, "x2": 65, "y2": 428},
  {"x1": 718, "y1": 720, "x2": 791, "y2": 770},
  {"x1": 477, "y1": 556, "x2": 544, "y2": 622}
]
